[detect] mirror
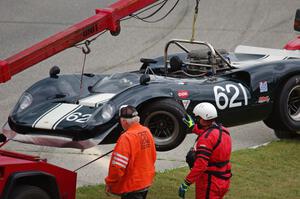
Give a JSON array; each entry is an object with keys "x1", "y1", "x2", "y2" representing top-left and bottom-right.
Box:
[
  {"x1": 49, "y1": 66, "x2": 60, "y2": 78},
  {"x1": 140, "y1": 74, "x2": 150, "y2": 85}
]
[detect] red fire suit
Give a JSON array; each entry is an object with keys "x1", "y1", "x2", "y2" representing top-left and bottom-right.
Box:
[{"x1": 185, "y1": 123, "x2": 232, "y2": 199}]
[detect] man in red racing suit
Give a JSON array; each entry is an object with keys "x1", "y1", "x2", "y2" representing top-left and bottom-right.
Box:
[{"x1": 179, "y1": 102, "x2": 232, "y2": 199}]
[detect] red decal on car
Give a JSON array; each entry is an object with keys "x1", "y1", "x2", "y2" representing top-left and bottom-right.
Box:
[
  {"x1": 178, "y1": 90, "x2": 189, "y2": 99},
  {"x1": 258, "y1": 96, "x2": 270, "y2": 103}
]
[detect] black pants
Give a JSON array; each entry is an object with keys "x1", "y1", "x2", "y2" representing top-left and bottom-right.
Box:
[{"x1": 121, "y1": 190, "x2": 148, "y2": 199}]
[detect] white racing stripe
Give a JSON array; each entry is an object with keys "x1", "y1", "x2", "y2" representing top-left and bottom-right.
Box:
[
  {"x1": 32, "y1": 103, "x2": 62, "y2": 127},
  {"x1": 33, "y1": 103, "x2": 81, "y2": 130},
  {"x1": 52, "y1": 105, "x2": 83, "y2": 130},
  {"x1": 78, "y1": 93, "x2": 115, "y2": 107}
]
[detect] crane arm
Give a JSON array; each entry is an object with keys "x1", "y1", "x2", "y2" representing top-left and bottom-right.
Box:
[{"x1": 0, "y1": 0, "x2": 158, "y2": 83}]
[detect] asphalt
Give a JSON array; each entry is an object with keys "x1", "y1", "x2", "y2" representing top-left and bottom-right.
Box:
[{"x1": 0, "y1": 0, "x2": 299, "y2": 186}]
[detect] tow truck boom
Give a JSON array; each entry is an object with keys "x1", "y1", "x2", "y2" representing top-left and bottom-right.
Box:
[
  {"x1": 0, "y1": 0, "x2": 157, "y2": 83},
  {"x1": 0, "y1": 1, "x2": 160, "y2": 198}
]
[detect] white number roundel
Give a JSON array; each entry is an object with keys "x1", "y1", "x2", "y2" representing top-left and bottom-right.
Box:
[
  {"x1": 214, "y1": 86, "x2": 228, "y2": 110},
  {"x1": 213, "y1": 83, "x2": 248, "y2": 110},
  {"x1": 66, "y1": 112, "x2": 92, "y2": 123}
]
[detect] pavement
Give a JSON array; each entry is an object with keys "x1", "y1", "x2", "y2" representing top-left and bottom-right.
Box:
[{"x1": 0, "y1": 0, "x2": 299, "y2": 186}]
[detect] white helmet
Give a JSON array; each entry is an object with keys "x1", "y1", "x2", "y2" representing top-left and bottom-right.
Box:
[{"x1": 193, "y1": 102, "x2": 218, "y2": 120}]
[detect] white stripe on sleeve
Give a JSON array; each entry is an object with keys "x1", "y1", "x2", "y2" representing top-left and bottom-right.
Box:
[
  {"x1": 113, "y1": 156, "x2": 128, "y2": 165},
  {"x1": 114, "y1": 152, "x2": 128, "y2": 161},
  {"x1": 112, "y1": 160, "x2": 127, "y2": 168}
]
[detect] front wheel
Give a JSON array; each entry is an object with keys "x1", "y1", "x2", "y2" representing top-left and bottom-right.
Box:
[
  {"x1": 140, "y1": 99, "x2": 187, "y2": 151},
  {"x1": 9, "y1": 185, "x2": 51, "y2": 199}
]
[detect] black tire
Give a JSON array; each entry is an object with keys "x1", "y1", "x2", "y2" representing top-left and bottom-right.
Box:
[
  {"x1": 9, "y1": 185, "x2": 51, "y2": 199},
  {"x1": 264, "y1": 75, "x2": 300, "y2": 138},
  {"x1": 140, "y1": 99, "x2": 187, "y2": 151},
  {"x1": 273, "y1": 130, "x2": 298, "y2": 139}
]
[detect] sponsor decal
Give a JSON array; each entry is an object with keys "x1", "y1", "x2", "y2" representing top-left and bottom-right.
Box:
[
  {"x1": 259, "y1": 81, "x2": 268, "y2": 93},
  {"x1": 182, "y1": 100, "x2": 190, "y2": 110},
  {"x1": 258, "y1": 96, "x2": 270, "y2": 103},
  {"x1": 177, "y1": 90, "x2": 189, "y2": 99}
]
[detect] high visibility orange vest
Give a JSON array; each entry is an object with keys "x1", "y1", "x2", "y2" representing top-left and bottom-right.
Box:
[{"x1": 105, "y1": 123, "x2": 156, "y2": 195}]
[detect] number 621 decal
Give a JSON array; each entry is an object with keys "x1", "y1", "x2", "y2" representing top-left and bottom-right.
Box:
[{"x1": 213, "y1": 83, "x2": 248, "y2": 110}]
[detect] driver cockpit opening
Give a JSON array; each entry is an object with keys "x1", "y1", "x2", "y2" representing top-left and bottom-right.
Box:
[
  {"x1": 167, "y1": 49, "x2": 232, "y2": 78},
  {"x1": 165, "y1": 39, "x2": 234, "y2": 78}
]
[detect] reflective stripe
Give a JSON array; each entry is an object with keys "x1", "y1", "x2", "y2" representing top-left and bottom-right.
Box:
[
  {"x1": 113, "y1": 156, "x2": 128, "y2": 165},
  {"x1": 114, "y1": 152, "x2": 129, "y2": 161},
  {"x1": 196, "y1": 155, "x2": 209, "y2": 161},
  {"x1": 112, "y1": 160, "x2": 127, "y2": 168},
  {"x1": 204, "y1": 170, "x2": 232, "y2": 180},
  {"x1": 196, "y1": 146, "x2": 212, "y2": 152},
  {"x1": 205, "y1": 174, "x2": 212, "y2": 199},
  {"x1": 208, "y1": 160, "x2": 229, "y2": 168},
  {"x1": 196, "y1": 150, "x2": 212, "y2": 157}
]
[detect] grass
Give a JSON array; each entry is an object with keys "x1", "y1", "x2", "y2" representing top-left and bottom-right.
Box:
[{"x1": 76, "y1": 140, "x2": 300, "y2": 199}]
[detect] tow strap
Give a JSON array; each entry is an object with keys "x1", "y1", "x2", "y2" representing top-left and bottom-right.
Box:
[{"x1": 74, "y1": 150, "x2": 113, "y2": 172}]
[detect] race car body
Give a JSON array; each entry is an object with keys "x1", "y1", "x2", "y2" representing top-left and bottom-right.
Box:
[
  {"x1": 232, "y1": 45, "x2": 300, "y2": 67},
  {"x1": 4, "y1": 39, "x2": 300, "y2": 151}
]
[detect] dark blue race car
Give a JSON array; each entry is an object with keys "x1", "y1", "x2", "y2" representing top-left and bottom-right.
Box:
[{"x1": 3, "y1": 39, "x2": 300, "y2": 151}]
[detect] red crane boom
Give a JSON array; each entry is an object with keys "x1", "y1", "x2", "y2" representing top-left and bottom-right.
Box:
[{"x1": 0, "y1": 0, "x2": 157, "y2": 83}]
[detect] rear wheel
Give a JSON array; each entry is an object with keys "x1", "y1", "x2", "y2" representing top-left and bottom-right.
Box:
[
  {"x1": 264, "y1": 75, "x2": 300, "y2": 138},
  {"x1": 273, "y1": 130, "x2": 299, "y2": 139},
  {"x1": 9, "y1": 185, "x2": 50, "y2": 199},
  {"x1": 140, "y1": 99, "x2": 187, "y2": 151}
]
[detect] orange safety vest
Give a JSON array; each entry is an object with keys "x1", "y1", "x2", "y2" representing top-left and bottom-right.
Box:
[{"x1": 105, "y1": 123, "x2": 156, "y2": 195}]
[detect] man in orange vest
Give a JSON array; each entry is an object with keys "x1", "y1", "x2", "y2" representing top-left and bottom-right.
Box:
[
  {"x1": 105, "y1": 105, "x2": 156, "y2": 199},
  {"x1": 178, "y1": 102, "x2": 232, "y2": 199}
]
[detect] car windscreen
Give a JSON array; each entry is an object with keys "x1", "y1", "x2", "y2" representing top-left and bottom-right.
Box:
[{"x1": 92, "y1": 73, "x2": 139, "y2": 93}]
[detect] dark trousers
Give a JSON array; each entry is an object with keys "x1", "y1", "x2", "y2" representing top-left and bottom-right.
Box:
[{"x1": 121, "y1": 190, "x2": 148, "y2": 199}]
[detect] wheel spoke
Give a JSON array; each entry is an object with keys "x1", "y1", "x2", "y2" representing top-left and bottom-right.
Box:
[
  {"x1": 161, "y1": 129, "x2": 168, "y2": 137},
  {"x1": 165, "y1": 128, "x2": 172, "y2": 137},
  {"x1": 289, "y1": 104, "x2": 298, "y2": 114},
  {"x1": 289, "y1": 97, "x2": 300, "y2": 104},
  {"x1": 288, "y1": 86, "x2": 300, "y2": 121},
  {"x1": 154, "y1": 129, "x2": 159, "y2": 137},
  {"x1": 157, "y1": 129, "x2": 163, "y2": 137}
]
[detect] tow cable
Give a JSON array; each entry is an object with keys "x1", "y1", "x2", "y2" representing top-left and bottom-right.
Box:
[
  {"x1": 76, "y1": 40, "x2": 90, "y2": 103},
  {"x1": 191, "y1": 0, "x2": 200, "y2": 41},
  {"x1": 0, "y1": 136, "x2": 112, "y2": 172},
  {"x1": 73, "y1": 150, "x2": 113, "y2": 172},
  {"x1": 72, "y1": 0, "x2": 201, "y2": 172}
]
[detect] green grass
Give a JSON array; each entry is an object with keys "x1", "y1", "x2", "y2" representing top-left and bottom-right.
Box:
[{"x1": 76, "y1": 140, "x2": 300, "y2": 199}]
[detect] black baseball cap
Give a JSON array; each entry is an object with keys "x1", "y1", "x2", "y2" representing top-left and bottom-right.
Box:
[{"x1": 119, "y1": 105, "x2": 138, "y2": 118}]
